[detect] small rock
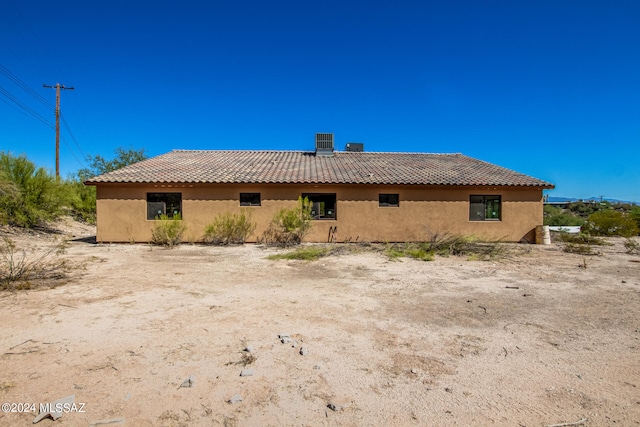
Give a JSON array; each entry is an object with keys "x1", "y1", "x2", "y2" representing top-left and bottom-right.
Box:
[
  {"x1": 33, "y1": 394, "x2": 75, "y2": 423},
  {"x1": 410, "y1": 368, "x2": 418, "y2": 374},
  {"x1": 228, "y1": 394, "x2": 243, "y2": 404},
  {"x1": 279, "y1": 333, "x2": 298, "y2": 345},
  {"x1": 327, "y1": 403, "x2": 342, "y2": 411},
  {"x1": 179, "y1": 375, "x2": 196, "y2": 388},
  {"x1": 300, "y1": 347, "x2": 309, "y2": 356},
  {"x1": 244, "y1": 345, "x2": 254, "y2": 353},
  {"x1": 89, "y1": 418, "x2": 125, "y2": 426},
  {"x1": 240, "y1": 368, "x2": 255, "y2": 377}
]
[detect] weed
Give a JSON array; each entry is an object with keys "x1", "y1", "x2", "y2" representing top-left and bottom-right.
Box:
[
  {"x1": 267, "y1": 246, "x2": 330, "y2": 261},
  {"x1": 563, "y1": 242, "x2": 598, "y2": 255},
  {"x1": 203, "y1": 210, "x2": 255, "y2": 245},
  {"x1": 558, "y1": 233, "x2": 609, "y2": 246},
  {"x1": 0, "y1": 237, "x2": 70, "y2": 290},
  {"x1": 624, "y1": 238, "x2": 640, "y2": 254},
  {"x1": 261, "y1": 197, "x2": 313, "y2": 247},
  {"x1": 384, "y1": 234, "x2": 508, "y2": 262},
  {"x1": 151, "y1": 214, "x2": 186, "y2": 248}
]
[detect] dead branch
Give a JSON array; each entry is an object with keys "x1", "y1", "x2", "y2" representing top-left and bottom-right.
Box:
[
  {"x1": 5, "y1": 350, "x2": 39, "y2": 355},
  {"x1": 547, "y1": 417, "x2": 588, "y2": 427},
  {"x1": 9, "y1": 339, "x2": 33, "y2": 350}
]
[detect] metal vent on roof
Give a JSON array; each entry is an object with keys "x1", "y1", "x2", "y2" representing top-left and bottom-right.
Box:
[
  {"x1": 315, "y1": 133, "x2": 334, "y2": 156},
  {"x1": 345, "y1": 142, "x2": 364, "y2": 152}
]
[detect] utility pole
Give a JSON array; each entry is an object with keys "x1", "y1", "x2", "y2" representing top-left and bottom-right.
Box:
[{"x1": 43, "y1": 83, "x2": 74, "y2": 179}]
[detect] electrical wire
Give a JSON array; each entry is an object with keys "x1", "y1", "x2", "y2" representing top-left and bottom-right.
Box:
[
  {"x1": 59, "y1": 134, "x2": 85, "y2": 168},
  {"x1": 0, "y1": 84, "x2": 54, "y2": 128},
  {"x1": 0, "y1": 63, "x2": 54, "y2": 110},
  {"x1": 61, "y1": 114, "x2": 87, "y2": 159}
]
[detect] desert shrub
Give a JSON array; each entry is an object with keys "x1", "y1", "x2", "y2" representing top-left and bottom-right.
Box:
[
  {"x1": 151, "y1": 214, "x2": 186, "y2": 247},
  {"x1": 557, "y1": 233, "x2": 609, "y2": 246},
  {"x1": 544, "y1": 205, "x2": 585, "y2": 226},
  {"x1": 0, "y1": 237, "x2": 69, "y2": 290},
  {"x1": 0, "y1": 152, "x2": 67, "y2": 228},
  {"x1": 63, "y1": 179, "x2": 96, "y2": 223},
  {"x1": 566, "y1": 201, "x2": 604, "y2": 217},
  {"x1": 384, "y1": 235, "x2": 506, "y2": 262},
  {"x1": 261, "y1": 197, "x2": 313, "y2": 247},
  {"x1": 558, "y1": 232, "x2": 610, "y2": 255},
  {"x1": 424, "y1": 233, "x2": 507, "y2": 258},
  {"x1": 384, "y1": 243, "x2": 434, "y2": 261},
  {"x1": 631, "y1": 207, "x2": 640, "y2": 231},
  {"x1": 582, "y1": 210, "x2": 639, "y2": 237},
  {"x1": 203, "y1": 210, "x2": 256, "y2": 245},
  {"x1": 563, "y1": 242, "x2": 598, "y2": 255},
  {"x1": 624, "y1": 238, "x2": 640, "y2": 254},
  {"x1": 267, "y1": 246, "x2": 329, "y2": 261}
]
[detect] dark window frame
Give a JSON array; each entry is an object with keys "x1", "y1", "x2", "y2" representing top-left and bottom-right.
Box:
[
  {"x1": 379, "y1": 193, "x2": 400, "y2": 207},
  {"x1": 302, "y1": 193, "x2": 337, "y2": 220},
  {"x1": 147, "y1": 192, "x2": 182, "y2": 220},
  {"x1": 469, "y1": 195, "x2": 501, "y2": 221},
  {"x1": 240, "y1": 193, "x2": 261, "y2": 206}
]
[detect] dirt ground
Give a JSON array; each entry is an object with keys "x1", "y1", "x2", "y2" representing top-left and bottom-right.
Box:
[{"x1": 1, "y1": 219, "x2": 639, "y2": 427}]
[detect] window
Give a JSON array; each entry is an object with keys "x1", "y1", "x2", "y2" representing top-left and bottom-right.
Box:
[
  {"x1": 302, "y1": 193, "x2": 336, "y2": 220},
  {"x1": 147, "y1": 193, "x2": 182, "y2": 220},
  {"x1": 469, "y1": 195, "x2": 501, "y2": 221},
  {"x1": 379, "y1": 194, "x2": 399, "y2": 207},
  {"x1": 240, "y1": 193, "x2": 261, "y2": 206}
]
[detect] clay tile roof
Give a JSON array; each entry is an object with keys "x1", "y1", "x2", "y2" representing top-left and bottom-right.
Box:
[{"x1": 85, "y1": 150, "x2": 554, "y2": 188}]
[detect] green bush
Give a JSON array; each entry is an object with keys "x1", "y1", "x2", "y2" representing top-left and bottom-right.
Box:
[
  {"x1": 563, "y1": 242, "x2": 597, "y2": 255},
  {"x1": 203, "y1": 210, "x2": 255, "y2": 245},
  {"x1": 151, "y1": 214, "x2": 186, "y2": 247},
  {"x1": 631, "y1": 207, "x2": 640, "y2": 231},
  {"x1": 63, "y1": 179, "x2": 96, "y2": 223},
  {"x1": 582, "y1": 210, "x2": 639, "y2": 237},
  {"x1": 543, "y1": 205, "x2": 585, "y2": 226},
  {"x1": 557, "y1": 233, "x2": 609, "y2": 246},
  {"x1": 267, "y1": 246, "x2": 329, "y2": 260},
  {"x1": 0, "y1": 152, "x2": 66, "y2": 228},
  {"x1": 261, "y1": 197, "x2": 313, "y2": 246}
]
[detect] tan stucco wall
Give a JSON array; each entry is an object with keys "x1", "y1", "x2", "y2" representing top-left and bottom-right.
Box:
[{"x1": 94, "y1": 183, "x2": 543, "y2": 243}]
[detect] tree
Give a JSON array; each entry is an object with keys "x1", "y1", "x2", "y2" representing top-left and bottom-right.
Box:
[
  {"x1": 582, "y1": 210, "x2": 639, "y2": 237},
  {"x1": 0, "y1": 152, "x2": 65, "y2": 227},
  {"x1": 69, "y1": 146, "x2": 147, "y2": 223},
  {"x1": 78, "y1": 146, "x2": 147, "y2": 180}
]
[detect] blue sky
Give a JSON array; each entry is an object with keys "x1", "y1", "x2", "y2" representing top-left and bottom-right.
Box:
[{"x1": 1, "y1": 0, "x2": 639, "y2": 201}]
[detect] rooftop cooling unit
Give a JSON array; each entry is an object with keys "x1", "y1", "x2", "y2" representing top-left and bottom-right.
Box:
[
  {"x1": 315, "y1": 133, "x2": 334, "y2": 156},
  {"x1": 345, "y1": 142, "x2": 364, "y2": 152}
]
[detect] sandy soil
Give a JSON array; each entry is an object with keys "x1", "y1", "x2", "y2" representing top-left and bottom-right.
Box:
[{"x1": 1, "y1": 219, "x2": 639, "y2": 426}]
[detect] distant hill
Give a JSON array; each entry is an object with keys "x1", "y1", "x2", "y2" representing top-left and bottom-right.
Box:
[{"x1": 547, "y1": 196, "x2": 638, "y2": 205}]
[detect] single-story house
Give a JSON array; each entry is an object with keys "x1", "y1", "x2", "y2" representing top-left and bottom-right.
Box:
[{"x1": 85, "y1": 135, "x2": 554, "y2": 243}]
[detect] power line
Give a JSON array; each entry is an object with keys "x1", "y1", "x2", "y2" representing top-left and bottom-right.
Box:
[
  {"x1": 0, "y1": 63, "x2": 54, "y2": 110},
  {"x1": 0, "y1": 84, "x2": 54, "y2": 128},
  {"x1": 59, "y1": 134, "x2": 85, "y2": 168},
  {"x1": 61, "y1": 113, "x2": 87, "y2": 159}
]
